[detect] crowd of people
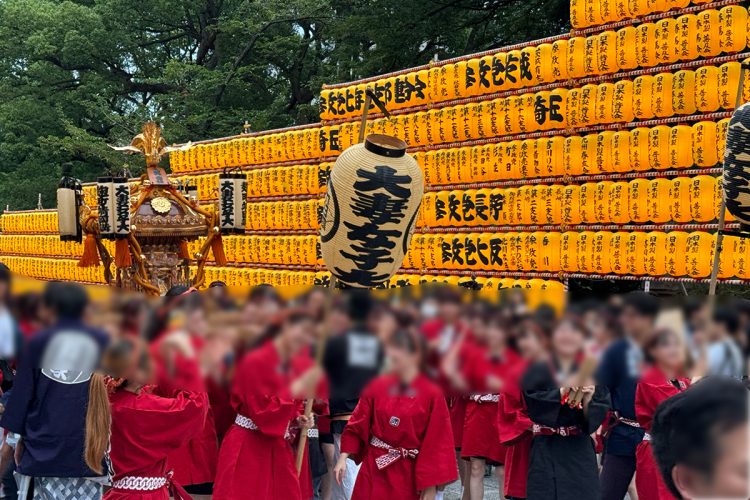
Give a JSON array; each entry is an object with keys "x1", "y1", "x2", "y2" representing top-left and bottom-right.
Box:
[{"x1": 0, "y1": 264, "x2": 745, "y2": 500}]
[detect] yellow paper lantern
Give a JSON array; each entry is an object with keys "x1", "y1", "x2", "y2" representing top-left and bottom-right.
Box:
[
  {"x1": 670, "y1": 177, "x2": 692, "y2": 223},
  {"x1": 629, "y1": 178, "x2": 651, "y2": 222},
  {"x1": 551, "y1": 40, "x2": 569, "y2": 81},
  {"x1": 718, "y1": 234, "x2": 737, "y2": 279},
  {"x1": 717, "y1": 117, "x2": 730, "y2": 163},
  {"x1": 672, "y1": 70, "x2": 697, "y2": 115},
  {"x1": 655, "y1": 18, "x2": 678, "y2": 65},
  {"x1": 695, "y1": 66, "x2": 721, "y2": 112},
  {"x1": 579, "y1": 84, "x2": 598, "y2": 126},
  {"x1": 562, "y1": 185, "x2": 582, "y2": 225},
  {"x1": 636, "y1": 23, "x2": 658, "y2": 67},
  {"x1": 597, "y1": 31, "x2": 619, "y2": 74},
  {"x1": 625, "y1": 231, "x2": 648, "y2": 275},
  {"x1": 561, "y1": 231, "x2": 579, "y2": 272},
  {"x1": 630, "y1": 127, "x2": 651, "y2": 172},
  {"x1": 633, "y1": 75, "x2": 655, "y2": 120},
  {"x1": 643, "y1": 231, "x2": 668, "y2": 276},
  {"x1": 612, "y1": 131, "x2": 632, "y2": 173},
  {"x1": 719, "y1": 62, "x2": 743, "y2": 110},
  {"x1": 596, "y1": 83, "x2": 615, "y2": 124},
  {"x1": 690, "y1": 174, "x2": 718, "y2": 222},
  {"x1": 541, "y1": 232, "x2": 562, "y2": 272},
  {"x1": 609, "y1": 181, "x2": 631, "y2": 223},
  {"x1": 564, "y1": 136, "x2": 584, "y2": 177},
  {"x1": 584, "y1": 36, "x2": 600, "y2": 76},
  {"x1": 685, "y1": 231, "x2": 715, "y2": 278},
  {"x1": 595, "y1": 181, "x2": 613, "y2": 222},
  {"x1": 571, "y1": 0, "x2": 587, "y2": 28},
  {"x1": 696, "y1": 9, "x2": 721, "y2": 58},
  {"x1": 652, "y1": 73, "x2": 674, "y2": 118},
  {"x1": 505, "y1": 51, "x2": 523, "y2": 90},
  {"x1": 593, "y1": 231, "x2": 613, "y2": 274},
  {"x1": 597, "y1": 131, "x2": 615, "y2": 173},
  {"x1": 581, "y1": 133, "x2": 601, "y2": 175},
  {"x1": 675, "y1": 14, "x2": 699, "y2": 61},
  {"x1": 577, "y1": 231, "x2": 596, "y2": 274},
  {"x1": 537, "y1": 137, "x2": 565, "y2": 177},
  {"x1": 648, "y1": 178, "x2": 672, "y2": 223},
  {"x1": 579, "y1": 182, "x2": 598, "y2": 224},
  {"x1": 534, "y1": 44, "x2": 554, "y2": 84},
  {"x1": 612, "y1": 80, "x2": 635, "y2": 123},
  {"x1": 617, "y1": 26, "x2": 639, "y2": 70},
  {"x1": 566, "y1": 37, "x2": 587, "y2": 79},
  {"x1": 669, "y1": 125, "x2": 694, "y2": 169},
  {"x1": 565, "y1": 88, "x2": 582, "y2": 129},
  {"x1": 692, "y1": 121, "x2": 719, "y2": 167},
  {"x1": 719, "y1": 6, "x2": 749, "y2": 54}
]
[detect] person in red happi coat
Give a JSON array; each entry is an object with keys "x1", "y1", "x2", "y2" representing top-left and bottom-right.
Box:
[
  {"x1": 444, "y1": 312, "x2": 520, "y2": 500},
  {"x1": 635, "y1": 328, "x2": 691, "y2": 500},
  {"x1": 103, "y1": 337, "x2": 209, "y2": 500},
  {"x1": 334, "y1": 329, "x2": 458, "y2": 500},
  {"x1": 213, "y1": 310, "x2": 320, "y2": 500},
  {"x1": 149, "y1": 290, "x2": 218, "y2": 498},
  {"x1": 498, "y1": 320, "x2": 549, "y2": 500}
]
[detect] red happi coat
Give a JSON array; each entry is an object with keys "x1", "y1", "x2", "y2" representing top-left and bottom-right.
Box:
[
  {"x1": 497, "y1": 360, "x2": 532, "y2": 499},
  {"x1": 460, "y1": 346, "x2": 521, "y2": 464},
  {"x1": 422, "y1": 319, "x2": 469, "y2": 449},
  {"x1": 341, "y1": 373, "x2": 458, "y2": 500},
  {"x1": 214, "y1": 341, "x2": 303, "y2": 500},
  {"x1": 151, "y1": 334, "x2": 218, "y2": 487},
  {"x1": 635, "y1": 366, "x2": 690, "y2": 500},
  {"x1": 105, "y1": 389, "x2": 209, "y2": 500}
]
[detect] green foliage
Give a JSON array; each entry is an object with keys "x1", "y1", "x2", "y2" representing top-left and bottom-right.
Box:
[{"x1": 0, "y1": 0, "x2": 569, "y2": 209}]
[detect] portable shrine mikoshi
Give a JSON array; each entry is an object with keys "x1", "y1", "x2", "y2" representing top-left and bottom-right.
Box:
[{"x1": 56, "y1": 122, "x2": 233, "y2": 296}]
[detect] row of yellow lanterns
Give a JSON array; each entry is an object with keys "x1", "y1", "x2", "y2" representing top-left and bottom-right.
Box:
[
  {"x1": 0, "y1": 235, "x2": 114, "y2": 258},
  {"x1": 246, "y1": 199, "x2": 322, "y2": 231},
  {"x1": 403, "y1": 230, "x2": 748, "y2": 278},
  {"x1": 171, "y1": 60, "x2": 747, "y2": 174},
  {"x1": 417, "y1": 120, "x2": 728, "y2": 185},
  {"x1": 174, "y1": 120, "x2": 727, "y2": 207},
  {"x1": 320, "y1": 6, "x2": 747, "y2": 121},
  {"x1": 0, "y1": 211, "x2": 58, "y2": 234},
  {"x1": 571, "y1": 0, "x2": 717, "y2": 29},
  {"x1": 340, "y1": 64, "x2": 747, "y2": 151},
  {"x1": 0, "y1": 256, "x2": 107, "y2": 285},
  {"x1": 420, "y1": 175, "x2": 725, "y2": 227},
  {"x1": 186, "y1": 235, "x2": 322, "y2": 266}
]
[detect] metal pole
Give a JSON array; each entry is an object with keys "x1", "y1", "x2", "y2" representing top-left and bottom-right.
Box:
[{"x1": 708, "y1": 62, "x2": 748, "y2": 306}]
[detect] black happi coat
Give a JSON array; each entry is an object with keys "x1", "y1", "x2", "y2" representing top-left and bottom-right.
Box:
[{"x1": 521, "y1": 360, "x2": 610, "y2": 500}]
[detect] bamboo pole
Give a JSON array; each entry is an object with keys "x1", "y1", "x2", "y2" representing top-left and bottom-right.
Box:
[{"x1": 708, "y1": 60, "x2": 749, "y2": 307}]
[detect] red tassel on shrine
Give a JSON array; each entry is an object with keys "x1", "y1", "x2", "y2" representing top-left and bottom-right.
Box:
[
  {"x1": 178, "y1": 240, "x2": 191, "y2": 260},
  {"x1": 211, "y1": 232, "x2": 227, "y2": 266},
  {"x1": 78, "y1": 233, "x2": 100, "y2": 267},
  {"x1": 114, "y1": 238, "x2": 132, "y2": 268}
]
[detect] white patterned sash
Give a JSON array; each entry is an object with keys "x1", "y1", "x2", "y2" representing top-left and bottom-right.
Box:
[{"x1": 369, "y1": 436, "x2": 419, "y2": 470}]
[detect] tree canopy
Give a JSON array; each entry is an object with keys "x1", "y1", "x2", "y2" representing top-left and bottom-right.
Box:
[{"x1": 0, "y1": 0, "x2": 569, "y2": 209}]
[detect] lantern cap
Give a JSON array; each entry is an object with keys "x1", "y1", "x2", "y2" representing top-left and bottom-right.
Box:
[{"x1": 364, "y1": 134, "x2": 407, "y2": 158}]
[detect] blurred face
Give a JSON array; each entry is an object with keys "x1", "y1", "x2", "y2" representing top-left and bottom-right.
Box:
[
  {"x1": 283, "y1": 319, "x2": 314, "y2": 354},
  {"x1": 386, "y1": 343, "x2": 418, "y2": 375},
  {"x1": 328, "y1": 309, "x2": 351, "y2": 336},
  {"x1": 518, "y1": 327, "x2": 544, "y2": 359},
  {"x1": 620, "y1": 305, "x2": 652, "y2": 340},
  {"x1": 552, "y1": 320, "x2": 584, "y2": 358},
  {"x1": 650, "y1": 331, "x2": 683, "y2": 371},
  {"x1": 485, "y1": 321, "x2": 506, "y2": 349},
  {"x1": 439, "y1": 301, "x2": 460, "y2": 324},
  {"x1": 258, "y1": 298, "x2": 281, "y2": 323},
  {"x1": 186, "y1": 309, "x2": 208, "y2": 337},
  {"x1": 674, "y1": 424, "x2": 749, "y2": 500}
]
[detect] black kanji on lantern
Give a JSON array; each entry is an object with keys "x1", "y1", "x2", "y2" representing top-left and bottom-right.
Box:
[
  {"x1": 520, "y1": 51, "x2": 532, "y2": 81},
  {"x1": 534, "y1": 95, "x2": 549, "y2": 125},
  {"x1": 448, "y1": 193, "x2": 461, "y2": 221},
  {"x1": 335, "y1": 166, "x2": 412, "y2": 287},
  {"x1": 114, "y1": 184, "x2": 130, "y2": 233},
  {"x1": 491, "y1": 56, "x2": 505, "y2": 86},
  {"x1": 461, "y1": 193, "x2": 475, "y2": 222},
  {"x1": 489, "y1": 192, "x2": 505, "y2": 221},
  {"x1": 475, "y1": 192, "x2": 489, "y2": 221},
  {"x1": 478, "y1": 59, "x2": 491, "y2": 88},
  {"x1": 489, "y1": 237, "x2": 503, "y2": 266},
  {"x1": 220, "y1": 179, "x2": 235, "y2": 227},
  {"x1": 435, "y1": 196, "x2": 447, "y2": 221},
  {"x1": 465, "y1": 65, "x2": 477, "y2": 89},
  {"x1": 505, "y1": 52, "x2": 519, "y2": 84}
]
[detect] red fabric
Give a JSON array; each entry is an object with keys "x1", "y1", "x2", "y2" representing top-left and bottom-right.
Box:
[
  {"x1": 205, "y1": 376, "x2": 234, "y2": 442},
  {"x1": 213, "y1": 341, "x2": 302, "y2": 500},
  {"x1": 497, "y1": 360, "x2": 532, "y2": 499},
  {"x1": 150, "y1": 336, "x2": 218, "y2": 487},
  {"x1": 340, "y1": 373, "x2": 458, "y2": 499},
  {"x1": 104, "y1": 389, "x2": 208, "y2": 500},
  {"x1": 634, "y1": 366, "x2": 690, "y2": 500},
  {"x1": 460, "y1": 347, "x2": 521, "y2": 464}
]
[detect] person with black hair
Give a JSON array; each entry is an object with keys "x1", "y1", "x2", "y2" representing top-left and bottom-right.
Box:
[
  {"x1": 634, "y1": 328, "x2": 691, "y2": 500},
  {"x1": 598, "y1": 291, "x2": 657, "y2": 500},
  {"x1": 522, "y1": 316, "x2": 611, "y2": 500},
  {"x1": 706, "y1": 306, "x2": 744, "y2": 378},
  {"x1": 651, "y1": 377, "x2": 749, "y2": 499},
  {"x1": 1, "y1": 282, "x2": 109, "y2": 499},
  {"x1": 334, "y1": 329, "x2": 457, "y2": 500},
  {"x1": 323, "y1": 290, "x2": 383, "y2": 500}
]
